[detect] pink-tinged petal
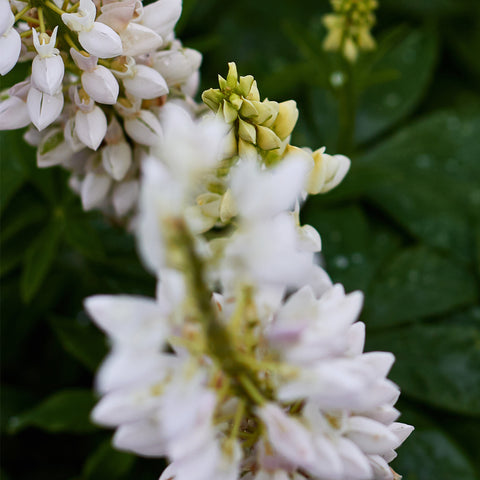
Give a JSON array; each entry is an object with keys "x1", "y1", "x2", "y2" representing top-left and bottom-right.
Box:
[
  {"x1": 81, "y1": 171, "x2": 111, "y2": 210},
  {"x1": 140, "y1": 0, "x2": 181, "y2": 38},
  {"x1": 75, "y1": 105, "x2": 107, "y2": 150},
  {"x1": 79, "y1": 22, "x2": 123, "y2": 58},
  {"x1": 70, "y1": 47, "x2": 98, "y2": 72},
  {"x1": 256, "y1": 403, "x2": 317, "y2": 471},
  {"x1": 336, "y1": 437, "x2": 373, "y2": 480},
  {"x1": 82, "y1": 66, "x2": 119, "y2": 104},
  {"x1": 97, "y1": 0, "x2": 136, "y2": 32},
  {"x1": 32, "y1": 54, "x2": 65, "y2": 95},
  {"x1": 0, "y1": 28, "x2": 21, "y2": 75},
  {"x1": 27, "y1": 87, "x2": 64, "y2": 131},
  {"x1": 120, "y1": 23, "x2": 163, "y2": 57},
  {"x1": 368, "y1": 455, "x2": 395, "y2": 480},
  {"x1": 389, "y1": 422, "x2": 414, "y2": 446},
  {"x1": 345, "y1": 416, "x2": 400, "y2": 455},
  {"x1": 124, "y1": 110, "x2": 163, "y2": 146},
  {"x1": 114, "y1": 418, "x2": 167, "y2": 457},
  {"x1": 113, "y1": 180, "x2": 139, "y2": 217},
  {"x1": 0, "y1": 96, "x2": 30, "y2": 130},
  {"x1": 123, "y1": 64, "x2": 168, "y2": 99}
]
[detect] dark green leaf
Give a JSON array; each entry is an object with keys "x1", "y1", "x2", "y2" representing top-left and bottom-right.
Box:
[
  {"x1": 8, "y1": 389, "x2": 98, "y2": 434},
  {"x1": 0, "y1": 386, "x2": 36, "y2": 433},
  {"x1": 393, "y1": 429, "x2": 477, "y2": 480},
  {"x1": 20, "y1": 220, "x2": 63, "y2": 302},
  {"x1": 49, "y1": 316, "x2": 107, "y2": 371},
  {"x1": 64, "y1": 214, "x2": 106, "y2": 260},
  {"x1": 355, "y1": 27, "x2": 438, "y2": 143},
  {"x1": 367, "y1": 319, "x2": 480, "y2": 415},
  {"x1": 83, "y1": 441, "x2": 136, "y2": 480},
  {"x1": 381, "y1": 0, "x2": 474, "y2": 16},
  {"x1": 365, "y1": 246, "x2": 477, "y2": 327}
]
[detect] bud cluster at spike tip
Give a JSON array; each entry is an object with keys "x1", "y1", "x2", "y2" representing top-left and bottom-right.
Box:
[
  {"x1": 0, "y1": 0, "x2": 202, "y2": 217},
  {"x1": 86, "y1": 102, "x2": 413, "y2": 480}
]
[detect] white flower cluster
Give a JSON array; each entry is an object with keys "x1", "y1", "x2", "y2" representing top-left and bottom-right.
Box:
[
  {"x1": 86, "y1": 104, "x2": 413, "y2": 480},
  {"x1": 0, "y1": 0, "x2": 201, "y2": 217}
]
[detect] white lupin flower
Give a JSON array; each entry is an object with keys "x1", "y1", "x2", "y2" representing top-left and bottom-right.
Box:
[
  {"x1": 124, "y1": 109, "x2": 163, "y2": 146},
  {"x1": 139, "y1": 0, "x2": 182, "y2": 39},
  {"x1": 113, "y1": 180, "x2": 139, "y2": 216},
  {"x1": 0, "y1": 0, "x2": 14, "y2": 36},
  {"x1": 120, "y1": 22, "x2": 163, "y2": 57},
  {"x1": 102, "y1": 142, "x2": 132, "y2": 180},
  {"x1": 27, "y1": 86, "x2": 64, "y2": 131},
  {"x1": 0, "y1": 16, "x2": 22, "y2": 76},
  {"x1": 81, "y1": 171, "x2": 112, "y2": 210},
  {"x1": 37, "y1": 127, "x2": 73, "y2": 167},
  {"x1": 75, "y1": 105, "x2": 107, "y2": 150},
  {"x1": 152, "y1": 47, "x2": 203, "y2": 86},
  {"x1": 62, "y1": 0, "x2": 123, "y2": 58},
  {"x1": 122, "y1": 64, "x2": 169, "y2": 100},
  {"x1": 31, "y1": 27, "x2": 65, "y2": 95},
  {"x1": 0, "y1": 95, "x2": 30, "y2": 130},
  {"x1": 306, "y1": 148, "x2": 351, "y2": 194}
]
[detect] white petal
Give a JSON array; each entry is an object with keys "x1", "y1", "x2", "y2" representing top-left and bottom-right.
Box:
[
  {"x1": 113, "y1": 180, "x2": 139, "y2": 217},
  {"x1": 369, "y1": 455, "x2": 394, "y2": 480},
  {"x1": 123, "y1": 64, "x2": 168, "y2": 100},
  {"x1": 102, "y1": 142, "x2": 132, "y2": 180},
  {"x1": 337, "y1": 437, "x2": 373, "y2": 480},
  {"x1": 345, "y1": 416, "x2": 400, "y2": 454},
  {"x1": 82, "y1": 66, "x2": 119, "y2": 104},
  {"x1": 389, "y1": 422, "x2": 414, "y2": 446},
  {"x1": 78, "y1": 22, "x2": 123, "y2": 58},
  {"x1": 81, "y1": 171, "x2": 111, "y2": 210},
  {"x1": 61, "y1": 0, "x2": 96, "y2": 31},
  {"x1": 27, "y1": 87, "x2": 64, "y2": 131},
  {"x1": 75, "y1": 106, "x2": 107, "y2": 150},
  {"x1": 0, "y1": 96, "x2": 30, "y2": 130},
  {"x1": 0, "y1": 1, "x2": 14, "y2": 37},
  {"x1": 120, "y1": 23, "x2": 163, "y2": 57},
  {"x1": 32, "y1": 54, "x2": 64, "y2": 95},
  {"x1": 257, "y1": 403, "x2": 317, "y2": 471},
  {"x1": 153, "y1": 48, "x2": 202, "y2": 86},
  {"x1": 140, "y1": 0, "x2": 181, "y2": 38},
  {"x1": 0, "y1": 28, "x2": 21, "y2": 75},
  {"x1": 124, "y1": 110, "x2": 163, "y2": 146},
  {"x1": 113, "y1": 418, "x2": 167, "y2": 457},
  {"x1": 84, "y1": 294, "x2": 166, "y2": 346}
]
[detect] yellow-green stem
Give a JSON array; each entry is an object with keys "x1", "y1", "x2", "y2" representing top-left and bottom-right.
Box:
[{"x1": 15, "y1": 5, "x2": 30, "y2": 21}]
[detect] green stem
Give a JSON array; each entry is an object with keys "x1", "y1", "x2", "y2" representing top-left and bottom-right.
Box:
[
  {"x1": 44, "y1": 0, "x2": 65, "y2": 16},
  {"x1": 15, "y1": 5, "x2": 30, "y2": 21}
]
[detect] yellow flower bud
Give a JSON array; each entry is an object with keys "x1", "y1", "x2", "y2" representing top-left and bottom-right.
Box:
[
  {"x1": 273, "y1": 100, "x2": 299, "y2": 140},
  {"x1": 238, "y1": 118, "x2": 256, "y2": 143},
  {"x1": 256, "y1": 125, "x2": 282, "y2": 151}
]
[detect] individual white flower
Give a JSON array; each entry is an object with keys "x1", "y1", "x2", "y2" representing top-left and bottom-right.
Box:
[
  {"x1": 112, "y1": 180, "x2": 139, "y2": 217},
  {"x1": 101, "y1": 116, "x2": 132, "y2": 180},
  {"x1": 81, "y1": 170, "x2": 112, "y2": 210},
  {"x1": 138, "y1": 0, "x2": 182, "y2": 40},
  {"x1": 27, "y1": 86, "x2": 64, "y2": 131},
  {"x1": 71, "y1": 49, "x2": 119, "y2": 105},
  {"x1": 120, "y1": 22, "x2": 163, "y2": 57},
  {"x1": 0, "y1": 81, "x2": 30, "y2": 130},
  {"x1": 306, "y1": 147, "x2": 351, "y2": 194},
  {"x1": 31, "y1": 27, "x2": 65, "y2": 95},
  {"x1": 122, "y1": 63, "x2": 169, "y2": 100},
  {"x1": 0, "y1": 2, "x2": 21, "y2": 76},
  {"x1": 152, "y1": 46, "x2": 202, "y2": 87},
  {"x1": 62, "y1": 0, "x2": 123, "y2": 58},
  {"x1": 37, "y1": 127, "x2": 73, "y2": 167},
  {"x1": 124, "y1": 109, "x2": 163, "y2": 146}
]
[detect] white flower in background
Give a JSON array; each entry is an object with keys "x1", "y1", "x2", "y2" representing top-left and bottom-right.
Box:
[
  {"x1": 138, "y1": 0, "x2": 182, "y2": 40},
  {"x1": 0, "y1": 80, "x2": 30, "y2": 130},
  {"x1": 306, "y1": 147, "x2": 351, "y2": 194}
]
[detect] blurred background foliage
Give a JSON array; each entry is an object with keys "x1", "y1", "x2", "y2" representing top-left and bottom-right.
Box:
[{"x1": 1, "y1": 0, "x2": 480, "y2": 478}]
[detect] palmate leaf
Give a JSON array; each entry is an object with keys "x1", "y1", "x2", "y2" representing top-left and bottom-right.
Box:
[
  {"x1": 354, "y1": 26, "x2": 439, "y2": 143},
  {"x1": 8, "y1": 389, "x2": 98, "y2": 434},
  {"x1": 367, "y1": 311, "x2": 480, "y2": 415},
  {"x1": 364, "y1": 246, "x2": 477, "y2": 328},
  {"x1": 20, "y1": 220, "x2": 63, "y2": 303},
  {"x1": 49, "y1": 316, "x2": 107, "y2": 371}
]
